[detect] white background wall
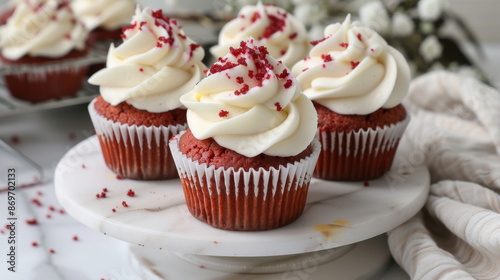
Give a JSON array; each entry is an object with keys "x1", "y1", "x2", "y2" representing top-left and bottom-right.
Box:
[{"x1": 449, "y1": 0, "x2": 500, "y2": 43}]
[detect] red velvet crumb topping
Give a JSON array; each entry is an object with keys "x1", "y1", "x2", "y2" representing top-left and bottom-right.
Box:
[
  {"x1": 218, "y1": 110, "x2": 229, "y2": 118},
  {"x1": 310, "y1": 36, "x2": 329, "y2": 46},
  {"x1": 127, "y1": 189, "x2": 135, "y2": 197}
]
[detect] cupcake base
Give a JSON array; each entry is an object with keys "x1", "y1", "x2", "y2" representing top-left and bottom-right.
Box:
[
  {"x1": 169, "y1": 131, "x2": 321, "y2": 231},
  {"x1": 0, "y1": 50, "x2": 89, "y2": 103},
  {"x1": 89, "y1": 98, "x2": 187, "y2": 180}
]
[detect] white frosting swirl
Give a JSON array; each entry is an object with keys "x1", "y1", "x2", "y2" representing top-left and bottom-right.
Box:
[
  {"x1": 210, "y1": 2, "x2": 309, "y2": 69},
  {"x1": 0, "y1": 0, "x2": 88, "y2": 60},
  {"x1": 70, "y1": 0, "x2": 135, "y2": 32},
  {"x1": 88, "y1": 6, "x2": 206, "y2": 113},
  {"x1": 182, "y1": 39, "x2": 317, "y2": 157},
  {"x1": 291, "y1": 15, "x2": 411, "y2": 115}
]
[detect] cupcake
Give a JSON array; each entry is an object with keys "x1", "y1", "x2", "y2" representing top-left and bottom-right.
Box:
[
  {"x1": 88, "y1": 6, "x2": 206, "y2": 180},
  {"x1": 210, "y1": 2, "x2": 309, "y2": 69},
  {"x1": 170, "y1": 38, "x2": 320, "y2": 231},
  {"x1": 70, "y1": 0, "x2": 135, "y2": 44},
  {"x1": 0, "y1": 0, "x2": 89, "y2": 103},
  {"x1": 291, "y1": 15, "x2": 411, "y2": 181}
]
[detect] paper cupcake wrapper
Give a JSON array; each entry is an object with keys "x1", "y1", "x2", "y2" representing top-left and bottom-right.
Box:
[
  {"x1": 315, "y1": 116, "x2": 410, "y2": 181},
  {"x1": 88, "y1": 98, "x2": 187, "y2": 180},
  {"x1": 169, "y1": 131, "x2": 321, "y2": 231}
]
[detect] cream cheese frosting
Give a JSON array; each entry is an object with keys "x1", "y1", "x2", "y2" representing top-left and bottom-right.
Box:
[
  {"x1": 182, "y1": 38, "x2": 317, "y2": 157},
  {"x1": 88, "y1": 6, "x2": 206, "y2": 113},
  {"x1": 210, "y1": 2, "x2": 309, "y2": 69},
  {"x1": 291, "y1": 14, "x2": 411, "y2": 115},
  {"x1": 0, "y1": 0, "x2": 88, "y2": 60},
  {"x1": 70, "y1": 0, "x2": 135, "y2": 32}
]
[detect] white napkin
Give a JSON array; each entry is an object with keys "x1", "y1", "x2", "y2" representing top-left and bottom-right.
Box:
[{"x1": 387, "y1": 71, "x2": 500, "y2": 280}]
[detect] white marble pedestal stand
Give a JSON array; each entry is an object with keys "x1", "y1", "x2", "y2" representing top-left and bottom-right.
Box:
[{"x1": 55, "y1": 136, "x2": 429, "y2": 279}]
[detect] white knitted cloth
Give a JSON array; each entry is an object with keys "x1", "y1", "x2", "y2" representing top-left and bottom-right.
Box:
[{"x1": 387, "y1": 71, "x2": 500, "y2": 280}]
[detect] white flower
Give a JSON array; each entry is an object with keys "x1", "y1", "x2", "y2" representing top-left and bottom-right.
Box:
[
  {"x1": 293, "y1": 3, "x2": 327, "y2": 26},
  {"x1": 359, "y1": 1, "x2": 390, "y2": 34},
  {"x1": 420, "y1": 35, "x2": 443, "y2": 62},
  {"x1": 418, "y1": 0, "x2": 447, "y2": 21},
  {"x1": 391, "y1": 12, "x2": 415, "y2": 37},
  {"x1": 419, "y1": 21, "x2": 434, "y2": 34}
]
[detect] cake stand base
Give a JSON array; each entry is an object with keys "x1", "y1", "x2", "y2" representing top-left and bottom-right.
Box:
[{"x1": 129, "y1": 234, "x2": 391, "y2": 280}]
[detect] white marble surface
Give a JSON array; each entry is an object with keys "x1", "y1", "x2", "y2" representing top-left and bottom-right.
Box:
[{"x1": 54, "y1": 136, "x2": 429, "y2": 257}]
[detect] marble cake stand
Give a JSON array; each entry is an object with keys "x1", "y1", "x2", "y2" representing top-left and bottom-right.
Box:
[{"x1": 55, "y1": 136, "x2": 429, "y2": 278}]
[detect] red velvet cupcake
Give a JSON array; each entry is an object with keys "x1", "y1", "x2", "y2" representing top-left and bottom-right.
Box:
[
  {"x1": 170, "y1": 39, "x2": 320, "y2": 231},
  {"x1": 292, "y1": 15, "x2": 411, "y2": 181},
  {"x1": 71, "y1": 0, "x2": 135, "y2": 44},
  {"x1": 0, "y1": 0, "x2": 89, "y2": 103},
  {"x1": 88, "y1": 6, "x2": 206, "y2": 180}
]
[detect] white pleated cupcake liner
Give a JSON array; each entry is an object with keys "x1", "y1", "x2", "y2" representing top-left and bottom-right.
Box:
[
  {"x1": 88, "y1": 98, "x2": 187, "y2": 179},
  {"x1": 315, "y1": 116, "x2": 410, "y2": 181},
  {"x1": 169, "y1": 131, "x2": 321, "y2": 231}
]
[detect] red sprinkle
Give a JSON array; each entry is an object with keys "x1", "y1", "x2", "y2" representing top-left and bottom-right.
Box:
[
  {"x1": 289, "y1": 32, "x2": 298, "y2": 40},
  {"x1": 139, "y1": 21, "x2": 147, "y2": 30},
  {"x1": 26, "y1": 219, "x2": 38, "y2": 225},
  {"x1": 100, "y1": 192, "x2": 106, "y2": 198},
  {"x1": 49, "y1": 249, "x2": 55, "y2": 254},
  {"x1": 250, "y1": 11, "x2": 261, "y2": 24},
  {"x1": 112, "y1": 208, "x2": 116, "y2": 212},
  {"x1": 277, "y1": 69, "x2": 289, "y2": 79},
  {"x1": 81, "y1": 164, "x2": 86, "y2": 169},
  {"x1": 64, "y1": 33, "x2": 71, "y2": 40},
  {"x1": 339, "y1": 42, "x2": 349, "y2": 48},
  {"x1": 49, "y1": 206, "x2": 55, "y2": 211},
  {"x1": 59, "y1": 209, "x2": 65, "y2": 214},
  {"x1": 37, "y1": 191, "x2": 43, "y2": 196},
  {"x1": 127, "y1": 189, "x2": 135, "y2": 197},
  {"x1": 262, "y1": 14, "x2": 286, "y2": 39},
  {"x1": 350, "y1": 61, "x2": 360, "y2": 69},
  {"x1": 122, "y1": 201, "x2": 129, "y2": 208},
  {"x1": 235, "y1": 77, "x2": 244, "y2": 84},
  {"x1": 73, "y1": 235, "x2": 78, "y2": 241},
  {"x1": 218, "y1": 110, "x2": 229, "y2": 118},
  {"x1": 225, "y1": 73, "x2": 231, "y2": 79},
  {"x1": 321, "y1": 54, "x2": 333, "y2": 63},
  {"x1": 103, "y1": 188, "x2": 108, "y2": 193},
  {"x1": 280, "y1": 49, "x2": 286, "y2": 56},
  {"x1": 274, "y1": 102, "x2": 282, "y2": 111},
  {"x1": 116, "y1": 175, "x2": 123, "y2": 180},
  {"x1": 203, "y1": 69, "x2": 208, "y2": 74},
  {"x1": 10, "y1": 135, "x2": 20, "y2": 144},
  {"x1": 152, "y1": 9, "x2": 163, "y2": 19},
  {"x1": 179, "y1": 33, "x2": 186, "y2": 39},
  {"x1": 237, "y1": 57, "x2": 247, "y2": 66},
  {"x1": 139, "y1": 68, "x2": 144, "y2": 72},
  {"x1": 357, "y1": 33, "x2": 363, "y2": 41},
  {"x1": 302, "y1": 68, "x2": 309, "y2": 72},
  {"x1": 310, "y1": 36, "x2": 329, "y2": 46},
  {"x1": 283, "y1": 79, "x2": 293, "y2": 89},
  {"x1": 32, "y1": 198, "x2": 42, "y2": 207},
  {"x1": 234, "y1": 84, "x2": 250, "y2": 96},
  {"x1": 32, "y1": 242, "x2": 38, "y2": 247},
  {"x1": 371, "y1": 48, "x2": 375, "y2": 52},
  {"x1": 363, "y1": 181, "x2": 370, "y2": 187},
  {"x1": 46, "y1": 214, "x2": 51, "y2": 219}
]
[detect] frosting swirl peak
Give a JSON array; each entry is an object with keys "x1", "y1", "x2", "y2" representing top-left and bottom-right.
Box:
[
  {"x1": 89, "y1": 6, "x2": 206, "y2": 113},
  {"x1": 70, "y1": 0, "x2": 135, "y2": 32},
  {"x1": 182, "y1": 38, "x2": 317, "y2": 157},
  {"x1": 292, "y1": 15, "x2": 411, "y2": 115},
  {"x1": 210, "y1": 2, "x2": 309, "y2": 69}
]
